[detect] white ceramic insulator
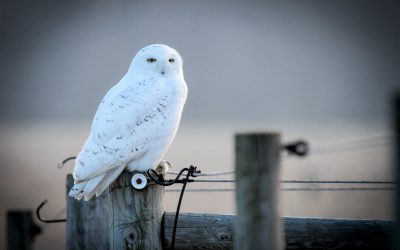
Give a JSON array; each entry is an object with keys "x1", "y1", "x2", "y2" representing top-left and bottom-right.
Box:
[{"x1": 131, "y1": 173, "x2": 147, "y2": 190}]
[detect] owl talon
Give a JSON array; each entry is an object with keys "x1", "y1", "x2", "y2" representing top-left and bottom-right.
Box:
[{"x1": 156, "y1": 160, "x2": 171, "y2": 176}]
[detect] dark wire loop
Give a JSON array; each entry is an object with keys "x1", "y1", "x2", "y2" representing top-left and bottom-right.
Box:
[
  {"x1": 36, "y1": 199, "x2": 67, "y2": 223},
  {"x1": 149, "y1": 165, "x2": 199, "y2": 250},
  {"x1": 147, "y1": 166, "x2": 200, "y2": 186},
  {"x1": 57, "y1": 156, "x2": 77, "y2": 169}
]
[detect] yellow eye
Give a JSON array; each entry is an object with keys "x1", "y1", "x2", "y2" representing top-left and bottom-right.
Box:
[
  {"x1": 169, "y1": 58, "x2": 175, "y2": 63},
  {"x1": 147, "y1": 58, "x2": 157, "y2": 63}
]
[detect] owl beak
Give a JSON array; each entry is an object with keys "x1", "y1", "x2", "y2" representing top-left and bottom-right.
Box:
[{"x1": 160, "y1": 62, "x2": 167, "y2": 75}]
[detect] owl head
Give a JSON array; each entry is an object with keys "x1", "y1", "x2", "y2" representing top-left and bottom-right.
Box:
[{"x1": 129, "y1": 44, "x2": 183, "y2": 77}]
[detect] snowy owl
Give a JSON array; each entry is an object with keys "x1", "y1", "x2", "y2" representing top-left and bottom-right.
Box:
[{"x1": 69, "y1": 44, "x2": 188, "y2": 201}]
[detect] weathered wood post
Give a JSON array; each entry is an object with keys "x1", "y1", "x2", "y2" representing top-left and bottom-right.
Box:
[
  {"x1": 7, "y1": 210, "x2": 41, "y2": 250},
  {"x1": 109, "y1": 170, "x2": 164, "y2": 250},
  {"x1": 163, "y1": 212, "x2": 394, "y2": 250},
  {"x1": 66, "y1": 174, "x2": 109, "y2": 250},
  {"x1": 235, "y1": 133, "x2": 284, "y2": 250}
]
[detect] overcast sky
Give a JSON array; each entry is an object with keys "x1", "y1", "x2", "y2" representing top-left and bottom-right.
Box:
[{"x1": 0, "y1": 0, "x2": 399, "y2": 124}]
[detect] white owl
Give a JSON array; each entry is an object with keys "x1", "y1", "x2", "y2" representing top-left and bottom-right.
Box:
[{"x1": 69, "y1": 44, "x2": 188, "y2": 201}]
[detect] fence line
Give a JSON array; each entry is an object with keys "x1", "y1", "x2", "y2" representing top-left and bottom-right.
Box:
[{"x1": 56, "y1": 131, "x2": 397, "y2": 250}]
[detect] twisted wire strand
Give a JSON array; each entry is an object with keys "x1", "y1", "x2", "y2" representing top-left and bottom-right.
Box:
[
  {"x1": 167, "y1": 170, "x2": 235, "y2": 176},
  {"x1": 165, "y1": 187, "x2": 397, "y2": 192}
]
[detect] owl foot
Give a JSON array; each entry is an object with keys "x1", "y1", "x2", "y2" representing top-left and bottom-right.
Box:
[{"x1": 156, "y1": 160, "x2": 171, "y2": 177}]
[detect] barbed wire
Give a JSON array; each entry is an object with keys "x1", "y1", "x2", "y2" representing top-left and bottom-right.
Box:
[
  {"x1": 165, "y1": 187, "x2": 397, "y2": 192},
  {"x1": 166, "y1": 188, "x2": 235, "y2": 192},
  {"x1": 185, "y1": 179, "x2": 397, "y2": 184},
  {"x1": 166, "y1": 172, "x2": 397, "y2": 192},
  {"x1": 282, "y1": 180, "x2": 396, "y2": 184},
  {"x1": 165, "y1": 169, "x2": 397, "y2": 193}
]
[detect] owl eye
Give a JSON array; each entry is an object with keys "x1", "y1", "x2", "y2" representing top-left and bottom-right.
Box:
[
  {"x1": 147, "y1": 58, "x2": 157, "y2": 63},
  {"x1": 169, "y1": 58, "x2": 175, "y2": 63}
]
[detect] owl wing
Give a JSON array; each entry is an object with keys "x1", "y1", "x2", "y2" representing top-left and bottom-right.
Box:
[{"x1": 72, "y1": 76, "x2": 164, "y2": 182}]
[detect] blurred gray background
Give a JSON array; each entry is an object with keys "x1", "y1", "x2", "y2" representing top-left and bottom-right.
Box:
[{"x1": 0, "y1": 0, "x2": 399, "y2": 249}]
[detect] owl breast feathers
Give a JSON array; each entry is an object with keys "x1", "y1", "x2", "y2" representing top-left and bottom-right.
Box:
[{"x1": 69, "y1": 44, "x2": 188, "y2": 201}]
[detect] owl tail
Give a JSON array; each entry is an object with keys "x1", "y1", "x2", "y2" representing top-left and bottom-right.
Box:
[{"x1": 69, "y1": 166, "x2": 125, "y2": 201}]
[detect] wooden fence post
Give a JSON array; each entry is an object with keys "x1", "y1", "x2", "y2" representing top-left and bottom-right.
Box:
[
  {"x1": 66, "y1": 174, "x2": 109, "y2": 250},
  {"x1": 235, "y1": 133, "x2": 284, "y2": 250},
  {"x1": 109, "y1": 171, "x2": 164, "y2": 250},
  {"x1": 7, "y1": 210, "x2": 41, "y2": 250}
]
